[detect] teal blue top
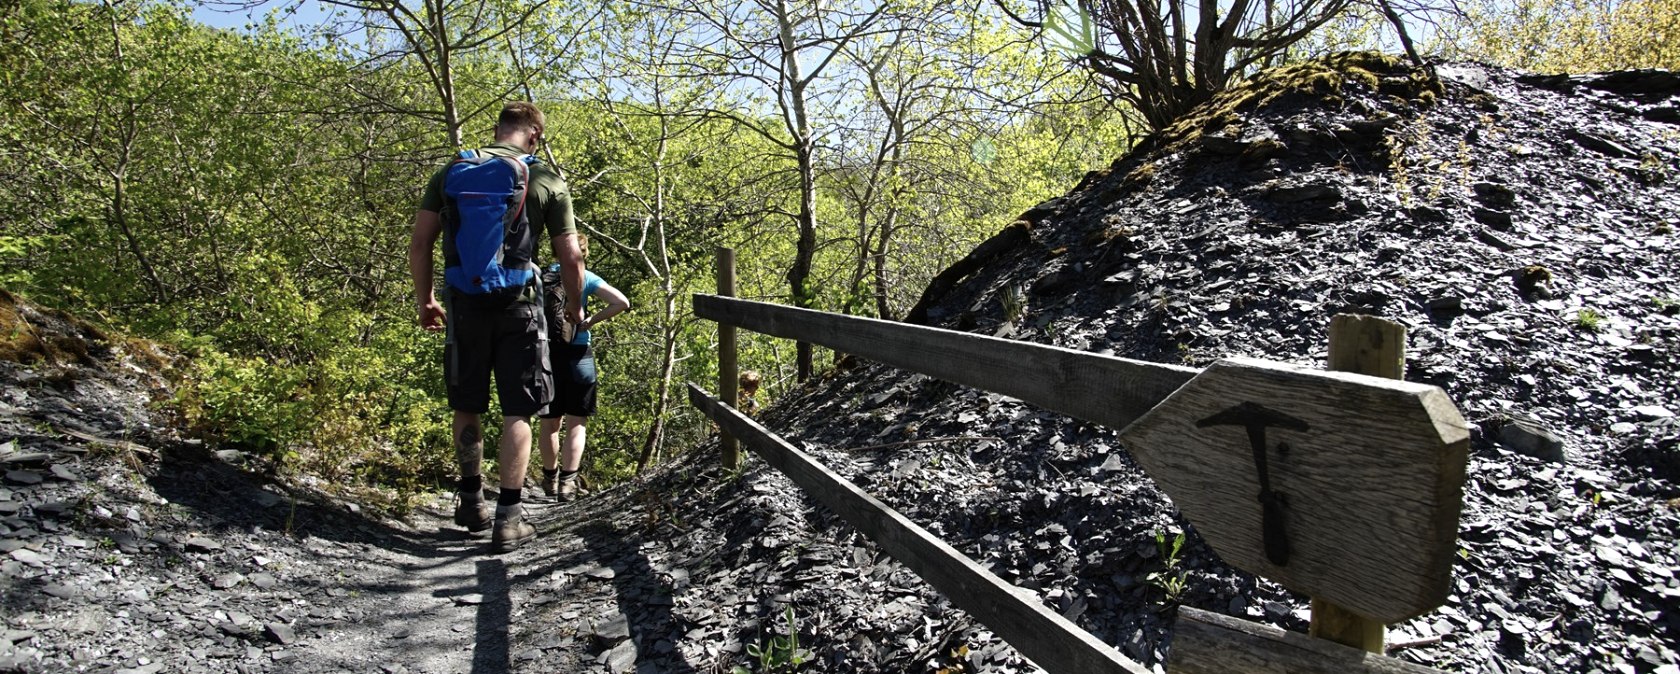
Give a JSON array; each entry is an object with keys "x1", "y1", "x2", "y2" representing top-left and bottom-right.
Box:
[
  {"x1": 575, "y1": 270, "x2": 604, "y2": 346},
  {"x1": 547, "y1": 266, "x2": 608, "y2": 346}
]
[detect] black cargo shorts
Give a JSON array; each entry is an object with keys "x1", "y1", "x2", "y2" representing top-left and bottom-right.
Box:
[{"x1": 444, "y1": 292, "x2": 552, "y2": 416}]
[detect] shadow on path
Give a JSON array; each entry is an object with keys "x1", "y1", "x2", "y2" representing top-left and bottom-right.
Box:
[
  {"x1": 472, "y1": 559, "x2": 512, "y2": 674},
  {"x1": 591, "y1": 523, "x2": 701, "y2": 674}
]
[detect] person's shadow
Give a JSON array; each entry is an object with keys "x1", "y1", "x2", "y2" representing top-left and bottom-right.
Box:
[{"x1": 471, "y1": 559, "x2": 513, "y2": 673}]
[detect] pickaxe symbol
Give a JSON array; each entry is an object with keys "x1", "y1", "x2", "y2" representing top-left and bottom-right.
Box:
[{"x1": 1197, "y1": 402, "x2": 1310, "y2": 566}]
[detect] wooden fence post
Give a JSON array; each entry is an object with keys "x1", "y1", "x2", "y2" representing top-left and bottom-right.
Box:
[
  {"x1": 717, "y1": 248, "x2": 740, "y2": 471},
  {"x1": 1312, "y1": 313, "x2": 1404, "y2": 652}
]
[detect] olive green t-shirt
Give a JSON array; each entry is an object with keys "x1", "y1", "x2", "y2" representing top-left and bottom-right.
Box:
[{"x1": 418, "y1": 142, "x2": 576, "y2": 240}]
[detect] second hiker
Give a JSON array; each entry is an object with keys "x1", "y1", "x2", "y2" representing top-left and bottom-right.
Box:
[{"x1": 538, "y1": 233, "x2": 630, "y2": 501}]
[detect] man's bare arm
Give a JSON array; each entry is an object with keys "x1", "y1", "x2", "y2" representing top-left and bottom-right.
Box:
[
  {"x1": 409, "y1": 210, "x2": 446, "y2": 331},
  {"x1": 551, "y1": 232, "x2": 585, "y2": 326}
]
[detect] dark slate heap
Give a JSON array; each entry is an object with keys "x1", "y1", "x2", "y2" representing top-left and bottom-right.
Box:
[{"x1": 616, "y1": 54, "x2": 1678, "y2": 674}]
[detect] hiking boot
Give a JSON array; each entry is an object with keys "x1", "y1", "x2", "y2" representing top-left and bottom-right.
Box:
[
  {"x1": 491, "y1": 504, "x2": 536, "y2": 553},
  {"x1": 453, "y1": 491, "x2": 493, "y2": 532},
  {"x1": 557, "y1": 472, "x2": 580, "y2": 502},
  {"x1": 540, "y1": 471, "x2": 559, "y2": 498}
]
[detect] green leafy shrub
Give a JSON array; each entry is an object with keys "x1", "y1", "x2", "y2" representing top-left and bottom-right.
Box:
[
  {"x1": 735, "y1": 606, "x2": 815, "y2": 673},
  {"x1": 1146, "y1": 529, "x2": 1189, "y2": 604},
  {"x1": 1574, "y1": 308, "x2": 1606, "y2": 332},
  {"x1": 176, "y1": 349, "x2": 310, "y2": 462}
]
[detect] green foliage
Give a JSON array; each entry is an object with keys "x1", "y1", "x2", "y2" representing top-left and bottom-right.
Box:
[
  {"x1": 1, "y1": 0, "x2": 1136, "y2": 503},
  {"x1": 734, "y1": 606, "x2": 815, "y2": 673},
  {"x1": 176, "y1": 350, "x2": 309, "y2": 460},
  {"x1": 1146, "y1": 529, "x2": 1189, "y2": 604},
  {"x1": 1440, "y1": 0, "x2": 1680, "y2": 72},
  {"x1": 1043, "y1": 2, "x2": 1096, "y2": 57},
  {"x1": 1574, "y1": 308, "x2": 1606, "y2": 332}
]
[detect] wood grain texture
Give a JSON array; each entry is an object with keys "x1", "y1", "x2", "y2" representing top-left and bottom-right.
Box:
[
  {"x1": 1312, "y1": 314, "x2": 1408, "y2": 651},
  {"x1": 1311, "y1": 598, "x2": 1386, "y2": 652},
  {"x1": 1171, "y1": 607, "x2": 1446, "y2": 674},
  {"x1": 1118, "y1": 357, "x2": 1470, "y2": 623},
  {"x1": 1328, "y1": 314, "x2": 1406, "y2": 379},
  {"x1": 693, "y1": 294, "x2": 1197, "y2": 430},
  {"x1": 687, "y1": 383, "x2": 1150, "y2": 674},
  {"x1": 716, "y1": 249, "x2": 739, "y2": 470}
]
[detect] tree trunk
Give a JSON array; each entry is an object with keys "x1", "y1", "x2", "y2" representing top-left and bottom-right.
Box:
[
  {"x1": 872, "y1": 206, "x2": 898, "y2": 321},
  {"x1": 638, "y1": 119, "x2": 679, "y2": 472},
  {"x1": 778, "y1": 0, "x2": 817, "y2": 381},
  {"x1": 430, "y1": 0, "x2": 463, "y2": 149},
  {"x1": 636, "y1": 292, "x2": 679, "y2": 472},
  {"x1": 110, "y1": 172, "x2": 165, "y2": 303},
  {"x1": 789, "y1": 144, "x2": 817, "y2": 381}
]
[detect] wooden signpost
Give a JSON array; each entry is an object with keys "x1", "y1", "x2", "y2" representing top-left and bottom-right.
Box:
[
  {"x1": 1310, "y1": 314, "x2": 1412, "y2": 650},
  {"x1": 1118, "y1": 356, "x2": 1468, "y2": 624},
  {"x1": 693, "y1": 294, "x2": 1470, "y2": 668}
]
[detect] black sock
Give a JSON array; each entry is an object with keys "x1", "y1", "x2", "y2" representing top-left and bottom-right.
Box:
[
  {"x1": 559, "y1": 469, "x2": 579, "y2": 479},
  {"x1": 459, "y1": 474, "x2": 483, "y2": 495},
  {"x1": 542, "y1": 468, "x2": 559, "y2": 480},
  {"x1": 497, "y1": 488, "x2": 522, "y2": 507}
]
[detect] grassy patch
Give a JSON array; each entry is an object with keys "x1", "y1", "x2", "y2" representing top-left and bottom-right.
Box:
[
  {"x1": 1575, "y1": 308, "x2": 1606, "y2": 332},
  {"x1": 0, "y1": 288, "x2": 102, "y2": 365}
]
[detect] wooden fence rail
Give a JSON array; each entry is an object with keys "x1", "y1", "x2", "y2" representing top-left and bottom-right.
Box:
[
  {"x1": 694, "y1": 292, "x2": 1470, "y2": 624},
  {"x1": 688, "y1": 383, "x2": 1150, "y2": 674},
  {"x1": 693, "y1": 247, "x2": 1467, "y2": 673},
  {"x1": 693, "y1": 292, "x2": 1198, "y2": 431},
  {"x1": 1172, "y1": 608, "x2": 1445, "y2": 674}
]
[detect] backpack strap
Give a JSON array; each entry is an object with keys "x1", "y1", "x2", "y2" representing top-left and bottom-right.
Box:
[{"x1": 490, "y1": 154, "x2": 531, "y2": 231}]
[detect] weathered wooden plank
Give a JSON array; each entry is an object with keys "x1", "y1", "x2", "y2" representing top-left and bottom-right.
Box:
[
  {"x1": 1171, "y1": 607, "x2": 1446, "y2": 674},
  {"x1": 693, "y1": 294, "x2": 1198, "y2": 430},
  {"x1": 1312, "y1": 314, "x2": 1408, "y2": 651},
  {"x1": 1119, "y1": 357, "x2": 1470, "y2": 624},
  {"x1": 1327, "y1": 314, "x2": 1406, "y2": 379},
  {"x1": 697, "y1": 294, "x2": 1471, "y2": 623},
  {"x1": 716, "y1": 249, "x2": 740, "y2": 470},
  {"x1": 686, "y1": 383, "x2": 1149, "y2": 674}
]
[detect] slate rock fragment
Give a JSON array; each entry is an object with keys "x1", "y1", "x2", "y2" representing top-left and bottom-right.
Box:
[
  {"x1": 263, "y1": 622, "x2": 297, "y2": 645},
  {"x1": 1498, "y1": 415, "x2": 1568, "y2": 463},
  {"x1": 3, "y1": 470, "x2": 42, "y2": 486}
]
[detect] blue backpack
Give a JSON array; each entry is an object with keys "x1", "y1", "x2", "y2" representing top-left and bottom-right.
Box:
[{"x1": 440, "y1": 150, "x2": 540, "y2": 297}]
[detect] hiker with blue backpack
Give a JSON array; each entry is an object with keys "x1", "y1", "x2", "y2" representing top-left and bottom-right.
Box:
[
  {"x1": 407, "y1": 101, "x2": 585, "y2": 553},
  {"x1": 537, "y1": 233, "x2": 630, "y2": 502}
]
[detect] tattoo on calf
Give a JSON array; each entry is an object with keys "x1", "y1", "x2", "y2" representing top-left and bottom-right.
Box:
[{"x1": 456, "y1": 424, "x2": 482, "y2": 474}]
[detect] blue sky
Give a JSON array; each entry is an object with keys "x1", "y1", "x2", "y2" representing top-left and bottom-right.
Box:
[{"x1": 189, "y1": 1, "x2": 334, "y2": 34}]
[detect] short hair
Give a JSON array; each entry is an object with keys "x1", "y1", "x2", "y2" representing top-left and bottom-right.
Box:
[
  {"x1": 577, "y1": 233, "x2": 589, "y2": 260},
  {"x1": 497, "y1": 102, "x2": 545, "y2": 137}
]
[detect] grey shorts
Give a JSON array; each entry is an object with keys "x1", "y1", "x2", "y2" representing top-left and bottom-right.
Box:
[{"x1": 444, "y1": 294, "x2": 552, "y2": 416}]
